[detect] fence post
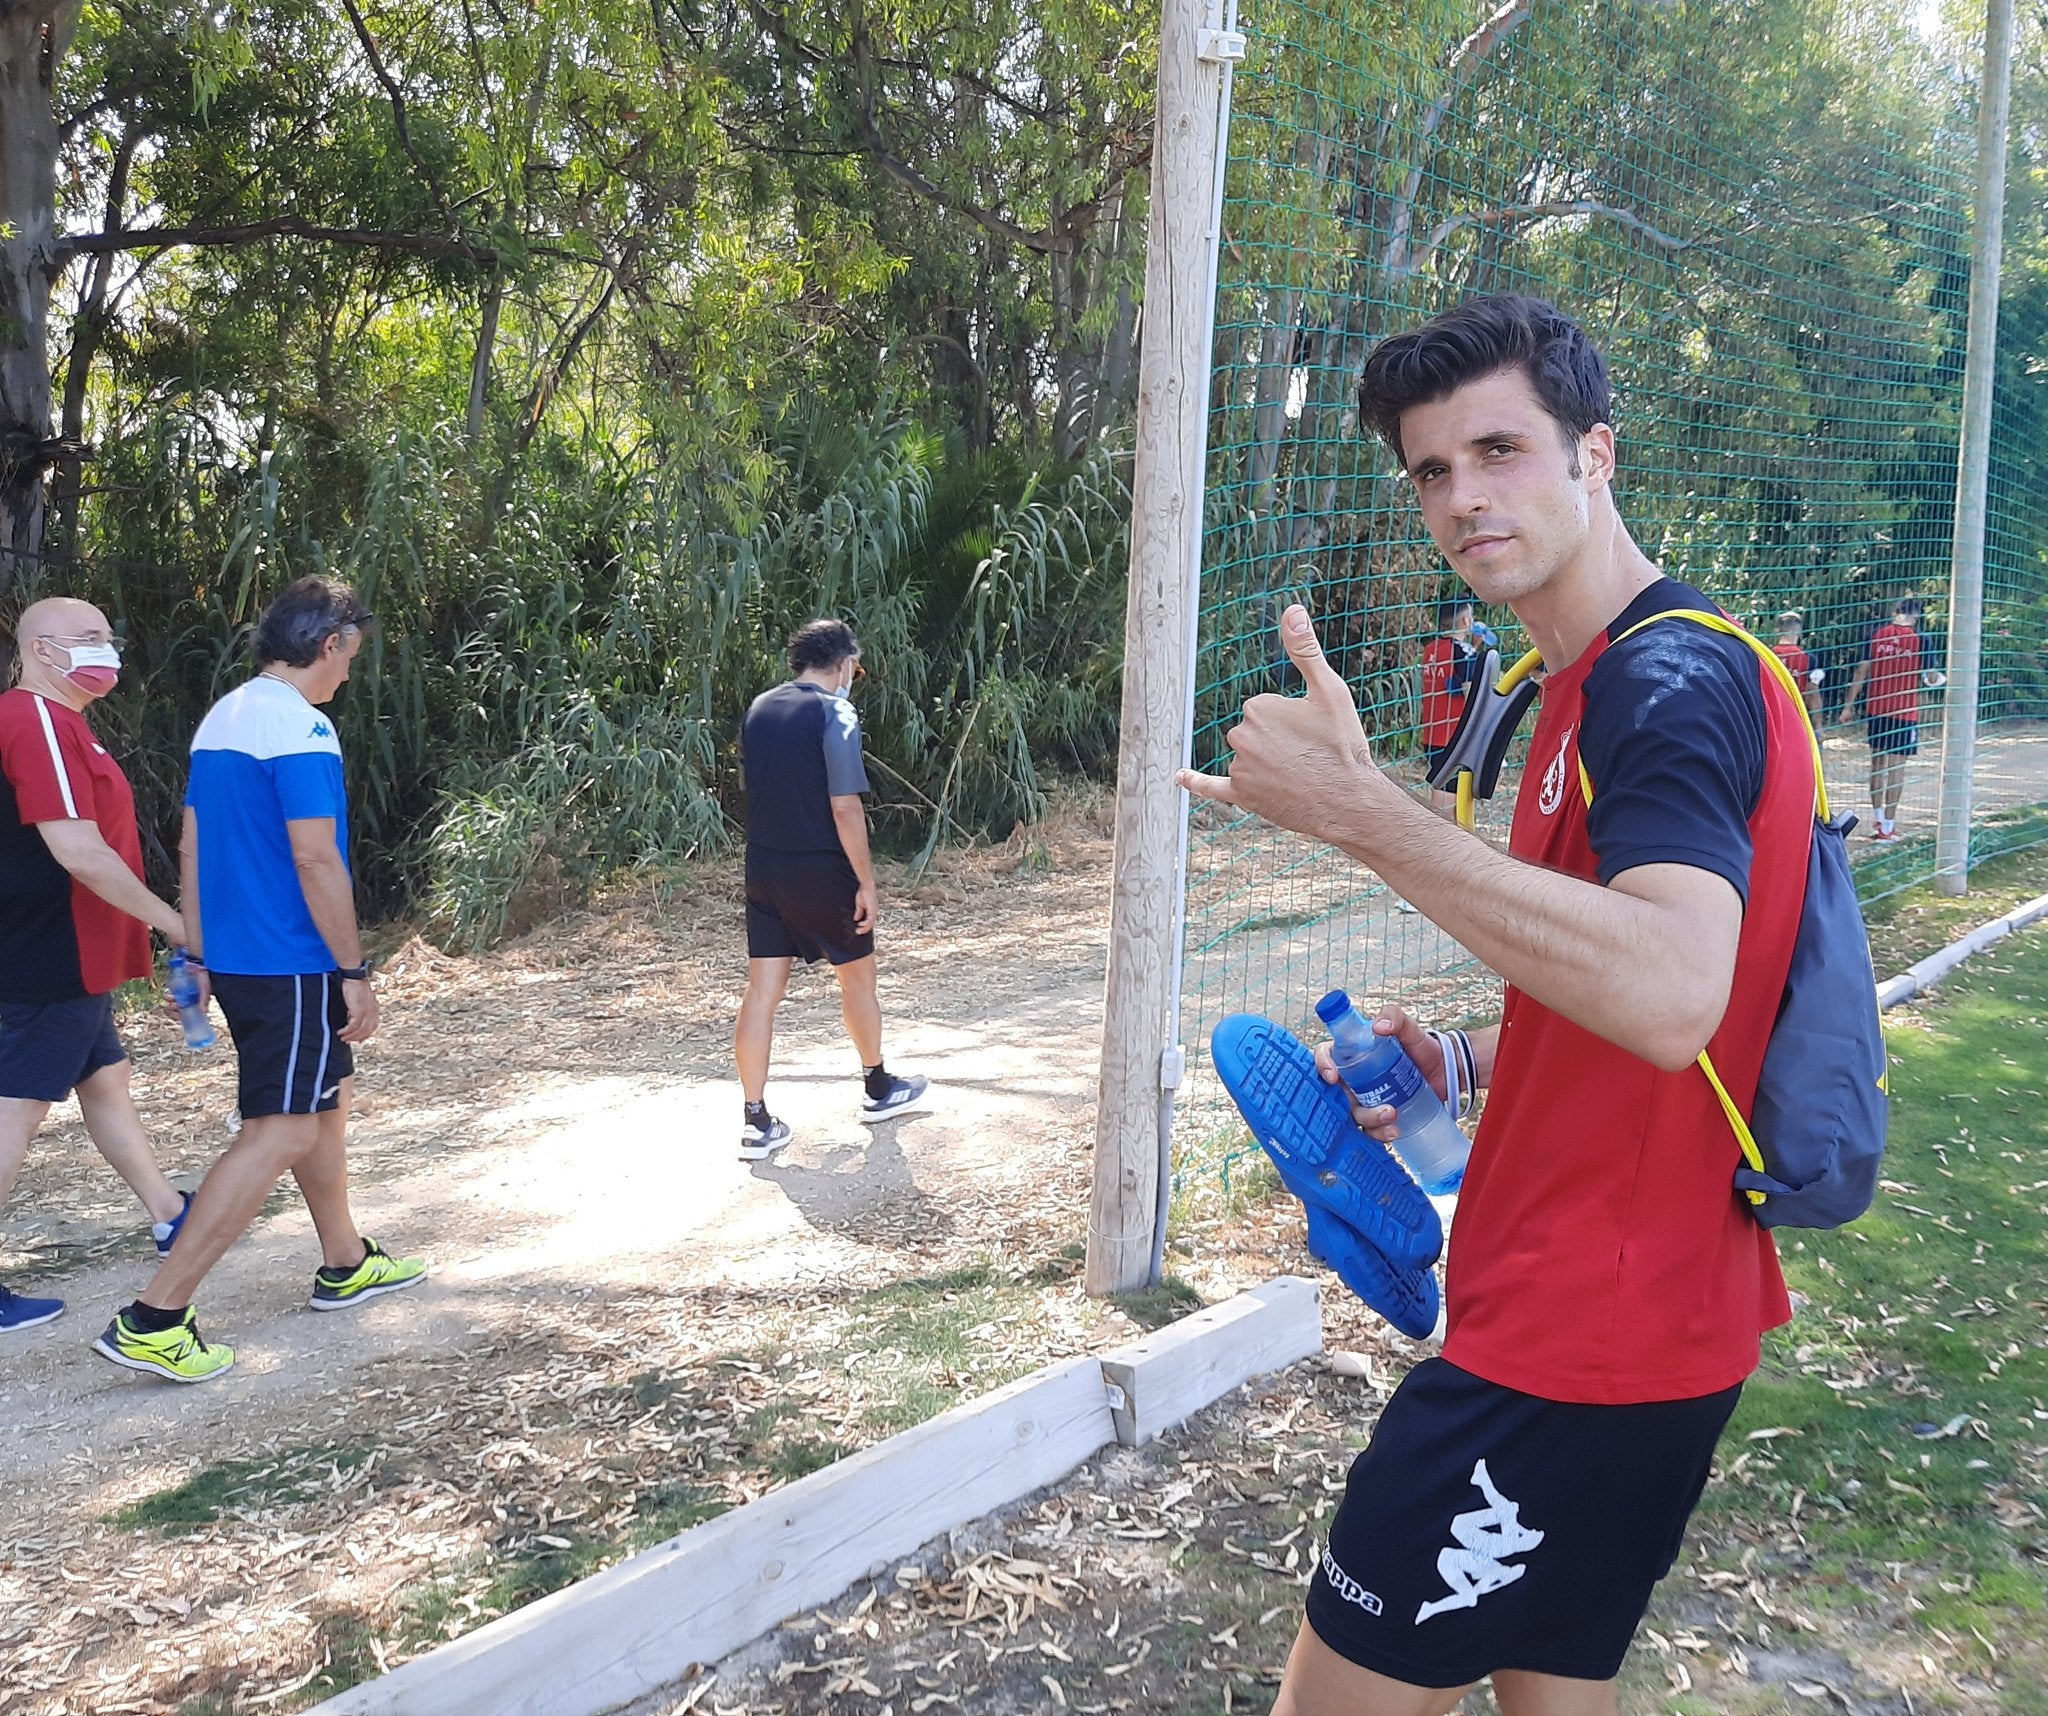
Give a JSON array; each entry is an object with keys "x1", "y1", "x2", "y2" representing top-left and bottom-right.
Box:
[
  {"x1": 1935, "y1": 0, "x2": 2015, "y2": 897},
  {"x1": 1086, "y1": 0, "x2": 1239, "y2": 1296}
]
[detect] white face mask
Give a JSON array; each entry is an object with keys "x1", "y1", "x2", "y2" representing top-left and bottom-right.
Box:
[{"x1": 64, "y1": 643, "x2": 121, "y2": 671}]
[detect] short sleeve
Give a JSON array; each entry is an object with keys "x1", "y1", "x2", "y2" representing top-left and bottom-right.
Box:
[
  {"x1": 822, "y1": 698, "x2": 870, "y2": 797},
  {"x1": 1579, "y1": 622, "x2": 1767, "y2": 901},
  {"x1": 271, "y1": 751, "x2": 344, "y2": 823},
  {"x1": 1, "y1": 699, "x2": 90, "y2": 823}
]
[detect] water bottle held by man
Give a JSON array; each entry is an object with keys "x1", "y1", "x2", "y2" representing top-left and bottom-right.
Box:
[
  {"x1": 1317, "y1": 989, "x2": 1469, "y2": 1195},
  {"x1": 167, "y1": 949, "x2": 217, "y2": 1051}
]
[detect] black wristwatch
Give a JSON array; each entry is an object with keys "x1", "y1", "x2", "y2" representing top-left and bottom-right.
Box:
[{"x1": 337, "y1": 961, "x2": 372, "y2": 982}]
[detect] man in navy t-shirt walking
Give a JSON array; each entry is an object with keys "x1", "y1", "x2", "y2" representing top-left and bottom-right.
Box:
[
  {"x1": 94, "y1": 579, "x2": 424, "y2": 1384},
  {"x1": 735, "y1": 620, "x2": 929, "y2": 1159}
]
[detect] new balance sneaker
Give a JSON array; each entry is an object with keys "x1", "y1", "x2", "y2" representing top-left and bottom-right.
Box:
[
  {"x1": 740, "y1": 1116, "x2": 793, "y2": 1161},
  {"x1": 860, "y1": 1072, "x2": 930, "y2": 1123},
  {"x1": 152, "y1": 1190, "x2": 194, "y2": 1259},
  {"x1": 0, "y1": 1286, "x2": 64, "y2": 1332},
  {"x1": 309, "y1": 1238, "x2": 428, "y2": 1311},
  {"x1": 93, "y1": 1309, "x2": 234, "y2": 1382}
]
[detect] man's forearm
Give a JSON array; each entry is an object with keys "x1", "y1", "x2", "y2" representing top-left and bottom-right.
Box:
[
  {"x1": 1327, "y1": 786, "x2": 1728, "y2": 1070},
  {"x1": 64, "y1": 843, "x2": 182, "y2": 942},
  {"x1": 832, "y1": 805, "x2": 877, "y2": 889},
  {"x1": 179, "y1": 833, "x2": 202, "y2": 960},
  {"x1": 295, "y1": 854, "x2": 366, "y2": 968}
]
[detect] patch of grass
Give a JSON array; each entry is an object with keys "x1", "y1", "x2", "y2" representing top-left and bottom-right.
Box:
[
  {"x1": 1113, "y1": 1275, "x2": 1206, "y2": 1330},
  {"x1": 1688, "y1": 922, "x2": 2048, "y2": 1705},
  {"x1": 1861, "y1": 835, "x2": 2048, "y2": 975},
  {"x1": 110, "y1": 1444, "x2": 378, "y2": 1532}
]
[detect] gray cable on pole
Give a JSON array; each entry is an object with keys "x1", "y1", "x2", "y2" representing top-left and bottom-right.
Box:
[{"x1": 1934, "y1": 0, "x2": 2015, "y2": 898}]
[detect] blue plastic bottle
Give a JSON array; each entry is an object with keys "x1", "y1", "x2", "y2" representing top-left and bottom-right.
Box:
[
  {"x1": 167, "y1": 950, "x2": 217, "y2": 1051},
  {"x1": 1316, "y1": 989, "x2": 1469, "y2": 1195}
]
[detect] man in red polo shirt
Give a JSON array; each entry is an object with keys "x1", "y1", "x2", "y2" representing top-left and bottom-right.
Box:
[
  {"x1": 1839, "y1": 595, "x2": 1927, "y2": 841},
  {"x1": 1183, "y1": 296, "x2": 1809, "y2": 1716},
  {"x1": 0, "y1": 598, "x2": 193, "y2": 1333}
]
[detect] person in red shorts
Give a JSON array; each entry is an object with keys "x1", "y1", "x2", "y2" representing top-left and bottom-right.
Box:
[
  {"x1": 1770, "y1": 608, "x2": 1823, "y2": 727},
  {"x1": 1839, "y1": 594, "x2": 1927, "y2": 841},
  {"x1": 0, "y1": 598, "x2": 194, "y2": 1333},
  {"x1": 1183, "y1": 296, "x2": 1809, "y2": 1716},
  {"x1": 1418, "y1": 598, "x2": 1478, "y2": 817}
]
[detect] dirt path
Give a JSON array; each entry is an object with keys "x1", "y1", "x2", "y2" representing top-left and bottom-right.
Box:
[{"x1": 0, "y1": 824, "x2": 1122, "y2": 1713}]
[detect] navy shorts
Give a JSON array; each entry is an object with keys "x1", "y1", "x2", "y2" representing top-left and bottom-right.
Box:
[
  {"x1": 0, "y1": 993, "x2": 127, "y2": 1102},
  {"x1": 210, "y1": 973, "x2": 355, "y2": 1119},
  {"x1": 1305, "y1": 1357, "x2": 1740, "y2": 1687},
  {"x1": 745, "y1": 852, "x2": 873, "y2": 966},
  {"x1": 1867, "y1": 715, "x2": 1918, "y2": 758}
]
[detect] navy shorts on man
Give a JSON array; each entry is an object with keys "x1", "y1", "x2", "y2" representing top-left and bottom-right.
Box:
[
  {"x1": 1867, "y1": 714, "x2": 1918, "y2": 758},
  {"x1": 0, "y1": 994, "x2": 127, "y2": 1102},
  {"x1": 210, "y1": 972, "x2": 355, "y2": 1118},
  {"x1": 745, "y1": 852, "x2": 874, "y2": 966},
  {"x1": 1306, "y1": 1358, "x2": 1740, "y2": 1687}
]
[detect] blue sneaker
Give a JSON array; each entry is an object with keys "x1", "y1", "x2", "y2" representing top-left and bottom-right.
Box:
[
  {"x1": 0, "y1": 1285, "x2": 64, "y2": 1331},
  {"x1": 1210, "y1": 1014, "x2": 1442, "y2": 1270},
  {"x1": 153, "y1": 1191, "x2": 193, "y2": 1259}
]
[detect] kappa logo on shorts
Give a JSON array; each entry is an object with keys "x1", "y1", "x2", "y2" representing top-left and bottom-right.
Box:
[
  {"x1": 1319, "y1": 1545, "x2": 1382, "y2": 1616},
  {"x1": 1415, "y1": 1458, "x2": 1546, "y2": 1624}
]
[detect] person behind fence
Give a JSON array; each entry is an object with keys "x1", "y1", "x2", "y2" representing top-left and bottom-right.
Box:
[
  {"x1": 93, "y1": 578, "x2": 425, "y2": 1384},
  {"x1": 1419, "y1": 597, "x2": 1478, "y2": 817},
  {"x1": 733, "y1": 619, "x2": 929, "y2": 1160},
  {"x1": 1838, "y1": 593, "x2": 1927, "y2": 843},
  {"x1": 1770, "y1": 609, "x2": 1823, "y2": 727},
  {"x1": 1182, "y1": 295, "x2": 1811, "y2": 1716},
  {"x1": 0, "y1": 599, "x2": 196, "y2": 1334}
]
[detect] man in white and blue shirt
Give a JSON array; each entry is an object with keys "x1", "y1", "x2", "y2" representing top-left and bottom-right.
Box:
[{"x1": 94, "y1": 579, "x2": 425, "y2": 1385}]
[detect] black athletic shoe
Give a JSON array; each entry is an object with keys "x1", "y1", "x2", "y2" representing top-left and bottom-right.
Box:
[
  {"x1": 740, "y1": 1117, "x2": 793, "y2": 1161},
  {"x1": 860, "y1": 1073, "x2": 930, "y2": 1124}
]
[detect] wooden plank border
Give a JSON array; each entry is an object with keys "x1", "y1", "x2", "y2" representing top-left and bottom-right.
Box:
[{"x1": 312, "y1": 1278, "x2": 1322, "y2": 1716}]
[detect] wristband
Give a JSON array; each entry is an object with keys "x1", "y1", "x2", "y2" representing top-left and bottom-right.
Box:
[
  {"x1": 337, "y1": 961, "x2": 372, "y2": 982},
  {"x1": 1428, "y1": 1028, "x2": 1479, "y2": 1121}
]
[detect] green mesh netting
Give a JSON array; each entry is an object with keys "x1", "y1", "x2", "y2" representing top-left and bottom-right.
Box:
[{"x1": 1173, "y1": 0, "x2": 2048, "y2": 1187}]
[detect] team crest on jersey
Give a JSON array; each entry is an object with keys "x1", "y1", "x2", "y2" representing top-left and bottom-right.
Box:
[
  {"x1": 1537, "y1": 724, "x2": 1577, "y2": 817},
  {"x1": 1415, "y1": 1459, "x2": 1546, "y2": 1624}
]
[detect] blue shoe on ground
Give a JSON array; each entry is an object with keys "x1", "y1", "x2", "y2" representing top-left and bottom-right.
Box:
[
  {"x1": 153, "y1": 1190, "x2": 193, "y2": 1259},
  {"x1": 0, "y1": 1285, "x2": 65, "y2": 1331},
  {"x1": 1210, "y1": 1013, "x2": 1443, "y2": 1270},
  {"x1": 1302, "y1": 1204, "x2": 1441, "y2": 1341}
]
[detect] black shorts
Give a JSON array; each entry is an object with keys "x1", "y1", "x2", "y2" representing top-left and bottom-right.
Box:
[
  {"x1": 0, "y1": 993, "x2": 126, "y2": 1102},
  {"x1": 1867, "y1": 715, "x2": 1919, "y2": 758},
  {"x1": 1305, "y1": 1357, "x2": 1740, "y2": 1687},
  {"x1": 745, "y1": 852, "x2": 873, "y2": 966},
  {"x1": 210, "y1": 973, "x2": 355, "y2": 1119}
]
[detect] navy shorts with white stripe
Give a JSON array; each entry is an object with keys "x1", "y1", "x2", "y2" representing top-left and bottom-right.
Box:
[{"x1": 210, "y1": 972, "x2": 356, "y2": 1118}]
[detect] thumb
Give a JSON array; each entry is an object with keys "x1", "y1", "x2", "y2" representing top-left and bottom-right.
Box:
[{"x1": 1280, "y1": 605, "x2": 1347, "y2": 700}]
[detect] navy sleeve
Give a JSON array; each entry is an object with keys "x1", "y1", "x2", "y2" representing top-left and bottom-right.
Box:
[
  {"x1": 821, "y1": 697, "x2": 870, "y2": 797},
  {"x1": 1578, "y1": 622, "x2": 1767, "y2": 901}
]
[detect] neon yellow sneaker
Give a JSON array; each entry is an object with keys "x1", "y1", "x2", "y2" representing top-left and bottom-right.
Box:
[
  {"x1": 309, "y1": 1237, "x2": 427, "y2": 1311},
  {"x1": 93, "y1": 1309, "x2": 236, "y2": 1383}
]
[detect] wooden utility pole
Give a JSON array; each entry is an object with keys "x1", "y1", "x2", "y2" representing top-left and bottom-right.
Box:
[
  {"x1": 1086, "y1": 0, "x2": 1240, "y2": 1295},
  {"x1": 1935, "y1": 0, "x2": 2014, "y2": 896}
]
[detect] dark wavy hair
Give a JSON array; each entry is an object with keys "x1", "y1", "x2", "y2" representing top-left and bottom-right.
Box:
[
  {"x1": 786, "y1": 618, "x2": 858, "y2": 674},
  {"x1": 254, "y1": 577, "x2": 373, "y2": 667},
  {"x1": 1359, "y1": 294, "x2": 1612, "y2": 472}
]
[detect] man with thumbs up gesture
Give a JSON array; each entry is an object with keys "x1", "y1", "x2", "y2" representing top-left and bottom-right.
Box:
[{"x1": 1192, "y1": 298, "x2": 1816, "y2": 1716}]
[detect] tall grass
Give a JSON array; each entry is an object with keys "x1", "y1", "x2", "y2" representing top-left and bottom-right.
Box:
[{"x1": 46, "y1": 403, "x2": 1131, "y2": 949}]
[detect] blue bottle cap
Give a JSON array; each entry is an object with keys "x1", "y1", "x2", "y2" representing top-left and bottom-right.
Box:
[{"x1": 1314, "y1": 990, "x2": 1352, "y2": 1024}]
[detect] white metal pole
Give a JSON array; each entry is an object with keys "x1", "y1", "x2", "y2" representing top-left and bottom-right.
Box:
[
  {"x1": 1087, "y1": 0, "x2": 1241, "y2": 1296},
  {"x1": 1935, "y1": 0, "x2": 2014, "y2": 897}
]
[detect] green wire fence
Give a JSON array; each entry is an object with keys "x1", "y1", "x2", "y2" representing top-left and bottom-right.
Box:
[{"x1": 1170, "y1": 0, "x2": 2048, "y2": 1185}]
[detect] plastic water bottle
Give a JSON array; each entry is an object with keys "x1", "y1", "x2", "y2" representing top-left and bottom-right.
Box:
[
  {"x1": 167, "y1": 950, "x2": 217, "y2": 1051},
  {"x1": 1317, "y1": 989, "x2": 1469, "y2": 1195}
]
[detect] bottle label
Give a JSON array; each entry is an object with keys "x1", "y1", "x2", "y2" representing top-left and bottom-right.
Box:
[{"x1": 1345, "y1": 1052, "x2": 1425, "y2": 1110}]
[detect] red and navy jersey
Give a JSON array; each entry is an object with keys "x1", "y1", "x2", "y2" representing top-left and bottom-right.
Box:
[
  {"x1": 1864, "y1": 621, "x2": 1923, "y2": 721},
  {"x1": 1442, "y1": 580, "x2": 1803, "y2": 1405},
  {"x1": 0, "y1": 689, "x2": 152, "y2": 1001},
  {"x1": 1419, "y1": 636, "x2": 1477, "y2": 746}
]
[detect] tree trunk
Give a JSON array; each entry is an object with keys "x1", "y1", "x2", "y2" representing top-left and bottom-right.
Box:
[
  {"x1": 464, "y1": 272, "x2": 502, "y2": 448},
  {"x1": 0, "y1": 2, "x2": 77, "y2": 592}
]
